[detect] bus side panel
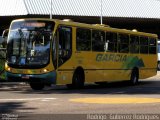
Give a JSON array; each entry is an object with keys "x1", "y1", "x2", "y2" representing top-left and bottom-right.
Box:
[
  {"x1": 70, "y1": 52, "x2": 104, "y2": 83},
  {"x1": 139, "y1": 69, "x2": 157, "y2": 79},
  {"x1": 55, "y1": 52, "x2": 102, "y2": 85},
  {"x1": 56, "y1": 57, "x2": 76, "y2": 85},
  {"x1": 56, "y1": 70, "x2": 73, "y2": 85},
  {"x1": 102, "y1": 53, "x2": 133, "y2": 82},
  {"x1": 85, "y1": 52, "x2": 131, "y2": 83},
  {"x1": 86, "y1": 70, "x2": 131, "y2": 83},
  {"x1": 103, "y1": 69, "x2": 131, "y2": 82},
  {"x1": 139, "y1": 54, "x2": 157, "y2": 79},
  {"x1": 85, "y1": 70, "x2": 104, "y2": 83}
]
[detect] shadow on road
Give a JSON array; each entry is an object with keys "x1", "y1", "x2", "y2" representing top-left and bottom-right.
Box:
[
  {"x1": 0, "y1": 102, "x2": 36, "y2": 113},
  {"x1": 3, "y1": 79, "x2": 160, "y2": 95}
]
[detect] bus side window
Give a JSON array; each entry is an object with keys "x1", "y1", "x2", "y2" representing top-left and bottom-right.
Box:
[
  {"x1": 118, "y1": 34, "x2": 129, "y2": 53},
  {"x1": 92, "y1": 30, "x2": 105, "y2": 52},
  {"x1": 130, "y1": 35, "x2": 139, "y2": 53},
  {"x1": 149, "y1": 37, "x2": 156, "y2": 54},
  {"x1": 105, "y1": 32, "x2": 117, "y2": 52},
  {"x1": 58, "y1": 26, "x2": 72, "y2": 66},
  {"x1": 76, "y1": 28, "x2": 91, "y2": 51},
  {"x1": 140, "y1": 36, "x2": 148, "y2": 54}
]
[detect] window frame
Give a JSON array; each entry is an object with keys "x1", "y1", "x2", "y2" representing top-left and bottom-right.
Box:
[
  {"x1": 130, "y1": 35, "x2": 140, "y2": 54},
  {"x1": 118, "y1": 33, "x2": 129, "y2": 53},
  {"x1": 139, "y1": 36, "x2": 149, "y2": 54},
  {"x1": 76, "y1": 27, "x2": 91, "y2": 51},
  {"x1": 92, "y1": 30, "x2": 105, "y2": 52},
  {"x1": 105, "y1": 32, "x2": 117, "y2": 52}
]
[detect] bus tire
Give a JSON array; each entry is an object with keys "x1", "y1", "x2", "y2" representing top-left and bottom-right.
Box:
[
  {"x1": 30, "y1": 82, "x2": 45, "y2": 90},
  {"x1": 67, "y1": 68, "x2": 84, "y2": 89},
  {"x1": 130, "y1": 68, "x2": 139, "y2": 85}
]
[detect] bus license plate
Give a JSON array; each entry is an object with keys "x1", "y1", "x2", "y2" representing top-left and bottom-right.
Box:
[{"x1": 22, "y1": 76, "x2": 29, "y2": 79}]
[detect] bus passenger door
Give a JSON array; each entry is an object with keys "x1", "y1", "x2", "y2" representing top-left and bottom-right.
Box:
[{"x1": 56, "y1": 26, "x2": 72, "y2": 85}]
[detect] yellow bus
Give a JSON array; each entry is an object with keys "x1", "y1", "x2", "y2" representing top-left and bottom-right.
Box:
[{"x1": 5, "y1": 18, "x2": 158, "y2": 90}]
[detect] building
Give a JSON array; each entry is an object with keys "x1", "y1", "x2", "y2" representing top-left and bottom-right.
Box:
[{"x1": 0, "y1": 0, "x2": 160, "y2": 37}]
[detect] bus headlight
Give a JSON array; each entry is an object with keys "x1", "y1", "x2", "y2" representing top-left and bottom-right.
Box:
[
  {"x1": 43, "y1": 69, "x2": 48, "y2": 73},
  {"x1": 5, "y1": 63, "x2": 11, "y2": 72},
  {"x1": 7, "y1": 67, "x2": 11, "y2": 71},
  {"x1": 6, "y1": 66, "x2": 11, "y2": 72}
]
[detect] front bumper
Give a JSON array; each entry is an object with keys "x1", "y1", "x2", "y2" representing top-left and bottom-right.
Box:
[{"x1": 6, "y1": 71, "x2": 56, "y2": 84}]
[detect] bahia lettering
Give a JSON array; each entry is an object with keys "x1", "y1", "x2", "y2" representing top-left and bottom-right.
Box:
[{"x1": 96, "y1": 54, "x2": 128, "y2": 62}]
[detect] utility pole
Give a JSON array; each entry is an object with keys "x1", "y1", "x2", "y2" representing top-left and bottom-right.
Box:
[
  {"x1": 100, "y1": 0, "x2": 103, "y2": 25},
  {"x1": 50, "y1": 0, "x2": 52, "y2": 19}
]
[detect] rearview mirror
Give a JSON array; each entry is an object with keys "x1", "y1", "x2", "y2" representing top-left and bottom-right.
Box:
[{"x1": 2, "y1": 29, "x2": 9, "y2": 38}]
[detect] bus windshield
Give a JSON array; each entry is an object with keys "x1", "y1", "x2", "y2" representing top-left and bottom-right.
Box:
[{"x1": 7, "y1": 20, "x2": 55, "y2": 68}]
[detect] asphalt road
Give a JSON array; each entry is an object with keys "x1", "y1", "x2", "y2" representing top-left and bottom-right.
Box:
[{"x1": 0, "y1": 72, "x2": 160, "y2": 120}]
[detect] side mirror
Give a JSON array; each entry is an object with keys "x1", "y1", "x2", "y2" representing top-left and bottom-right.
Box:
[
  {"x1": 0, "y1": 29, "x2": 8, "y2": 49},
  {"x1": 2, "y1": 29, "x2": 9, "y2": 38}
]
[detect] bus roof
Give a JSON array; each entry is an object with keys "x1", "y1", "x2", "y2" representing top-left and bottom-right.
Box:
[{"x1": 11, "y1": 18, "x2": 158, "y2": 38}]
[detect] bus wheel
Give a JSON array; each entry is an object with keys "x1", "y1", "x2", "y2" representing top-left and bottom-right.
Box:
[
  {"x1": 30, "y1": 82, "x2": 45, "y2": 90},
  {"x1": 67, "y1": 69, "x2": 84, "y2": 89},
  {"x1": 130, "y1": 69, "x2": 139, "y2": 85}
]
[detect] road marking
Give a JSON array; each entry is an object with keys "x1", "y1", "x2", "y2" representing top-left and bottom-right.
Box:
[
  {"x1": 70, "y1": 97, "x2": 160, "y2": 104},
  {"x1": 0, "y1": 98, "x2": 57, "y2": 101}
]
